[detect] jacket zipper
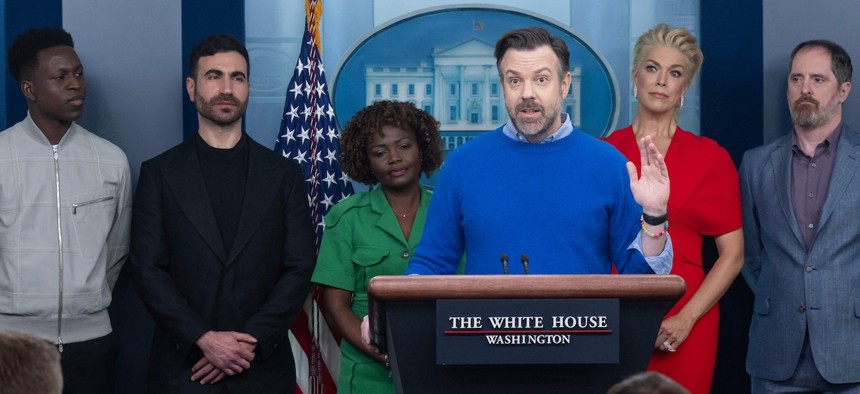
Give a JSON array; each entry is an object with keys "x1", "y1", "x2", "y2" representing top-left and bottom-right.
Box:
[
  {"x1": 72, "y1": 196, "x2": 114, "y2": 214},
  {"x1": 53, "y1": 145, "x2": 64, "y2": 353}
]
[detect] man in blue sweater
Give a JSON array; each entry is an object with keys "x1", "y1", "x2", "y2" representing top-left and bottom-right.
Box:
[{"x1": 405, "y1": 27, "x2": 672, "y2": 275}]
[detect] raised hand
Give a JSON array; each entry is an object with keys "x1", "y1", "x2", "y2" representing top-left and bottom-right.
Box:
[{"x1": 628, "y1": 135, "x2": 669, "y2": 215}]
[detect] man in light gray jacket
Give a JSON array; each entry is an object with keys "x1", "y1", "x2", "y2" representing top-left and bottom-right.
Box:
[{"x1": 0, "y1": 27, "x2": 131, "y2": 394}]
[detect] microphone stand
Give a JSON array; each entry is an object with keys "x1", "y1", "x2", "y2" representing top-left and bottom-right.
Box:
[{"x1": 500, "y1": 253, "x2": 509, "y2": 274}]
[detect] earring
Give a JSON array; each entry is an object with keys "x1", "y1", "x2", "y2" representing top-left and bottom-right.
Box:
[
  {"x1": 633, "y1": 86, "x2": 638, "y2": 101},
  {"x1": 678, "y1": 96, "x2": 684, "y2": 109}
]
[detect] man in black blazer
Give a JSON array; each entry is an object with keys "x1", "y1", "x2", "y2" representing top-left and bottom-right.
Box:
[{"x1": 130, "y1": 35, "x2": 315, "y2": 393}]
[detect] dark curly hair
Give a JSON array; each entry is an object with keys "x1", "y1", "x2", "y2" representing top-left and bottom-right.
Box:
[
  {"x1": 340, "y1": 100, "x2": 443, "y2": 185},
  {"x1": 7, "y1": 27, "x2": 74, "y2": 82}
]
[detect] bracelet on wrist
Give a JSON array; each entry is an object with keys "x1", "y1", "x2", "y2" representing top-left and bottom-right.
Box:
[
  {"x1": 641, "y1": 215, "x2": 669, "y2": 238},
  {"x1": 642, "y1": 211, "x2": 668, "y2": 226}
]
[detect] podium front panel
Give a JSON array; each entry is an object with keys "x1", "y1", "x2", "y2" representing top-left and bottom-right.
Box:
[{"x1": 386, "y1": 299, "x2": 668, "y2": 394}]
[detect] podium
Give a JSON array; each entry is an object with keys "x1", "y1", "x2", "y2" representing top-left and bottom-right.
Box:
[{"x1": 368, "y1": 274, "x2": 685, "y2": 394}]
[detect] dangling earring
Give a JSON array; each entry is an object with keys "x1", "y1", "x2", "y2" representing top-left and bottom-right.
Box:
[
  {"x1": 633, "y1": 86, "x2": 638, "y2": 101},
  {"x1": 678, "y1": 96, "x2": 684, "y2": 109}
]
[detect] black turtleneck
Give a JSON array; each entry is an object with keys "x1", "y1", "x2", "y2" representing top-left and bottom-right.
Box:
[{"x1": 195, "y1": 133, "x2": 249, "y2": 253}]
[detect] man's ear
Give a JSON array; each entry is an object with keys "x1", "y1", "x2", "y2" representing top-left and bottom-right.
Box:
[
  {"x1": 20, "y1": 81, "x2": 36, "y2": 102},
  {"x1": 186, "y1": 77, "x2": 196, "y2": 102},
  {"x1": 839, "y1": 81, "x2": 851, "y2": 103}
]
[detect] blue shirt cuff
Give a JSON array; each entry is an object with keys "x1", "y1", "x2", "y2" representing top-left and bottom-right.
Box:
[{"x1": 628, "y1": 233, "x2": 673, "y2": 274}]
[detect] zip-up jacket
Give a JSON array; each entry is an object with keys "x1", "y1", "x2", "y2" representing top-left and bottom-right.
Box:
[{"x1": 0, "y1": 114, "x2": 131, "y2": 348}]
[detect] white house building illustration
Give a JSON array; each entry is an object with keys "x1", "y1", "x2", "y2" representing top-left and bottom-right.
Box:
[{"x1": 364, "y1": 38, "x2": 582, "y2": 135}]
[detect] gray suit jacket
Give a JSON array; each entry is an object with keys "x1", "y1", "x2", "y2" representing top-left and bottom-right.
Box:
[{"x1": 740, "y1": 123, "x2": 860, "y2": 383}]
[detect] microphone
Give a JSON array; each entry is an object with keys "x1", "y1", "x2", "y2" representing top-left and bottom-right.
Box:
[
  {"x1": 520, "y1": 254, "x2": 530, "y2": 274},
  {"x1": 500, "y1": 253, "x2": 509, "y2": 274}
]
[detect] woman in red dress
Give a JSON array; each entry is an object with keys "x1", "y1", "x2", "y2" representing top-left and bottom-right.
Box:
[{"x1": 604, "y1": 23, "x2": 744, "y2": 394}]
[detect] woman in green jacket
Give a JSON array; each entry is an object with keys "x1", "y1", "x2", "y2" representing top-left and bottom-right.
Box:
[{"x1": 312, "y1": 100, "x2": 443, "y2": 393}]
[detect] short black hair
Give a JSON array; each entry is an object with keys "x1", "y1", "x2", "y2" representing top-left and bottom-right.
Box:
[
  {"x1": 188, "y1": 34, "x2": 250, "y2": 79},
  {"x1": 790, "y1": 39, "x2": 853, "y2": 85},
  {"x1": 7, "y1": 27, "x2": 75, "y2": 82},
  {"x1": 494, "y1": 27, "x2": 570, "y2": 75}
]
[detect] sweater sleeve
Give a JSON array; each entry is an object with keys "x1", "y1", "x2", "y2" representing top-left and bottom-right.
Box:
[{"x1": 405, "y1": 157, "x2": 465, "y2": 274}]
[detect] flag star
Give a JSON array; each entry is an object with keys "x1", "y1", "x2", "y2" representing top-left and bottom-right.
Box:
[
  {"x1": 326, "y1": 126, "x2": 338, "y2": 142},
  {"x1": 326, "y1": 105, "x2": 336, "y2": 122},
  {"x1": 303, "y1": 81, "x2": 314, "y2": 97},
  {"x1": 294, "y1": 149, "x2": 308, "y2": 164},
  {"x1": 294, "y1": 58, "x2": 304, "y2": 75},
  {"x1": 325, "y1": 149, "x2": 337, "y2": 165},
  {"x1": 280, "y1": 127, "x2": 296, "y2": 144},
  {"x1": 320, "y1": 193, "x2": 334, "y2": 210},
  {"x1": 289, "y1": 80, "x2": 303, "y2": 100},
  {"x1": 301, "y1": 104, "x2": 313, "y2": 121},
  {"x1": 315, "y1": 82, "x2": 327, "y2": 98},
  {"x1": 339, "y1": 172, "x2": 351, "y2": 184},
  {"x1": 314, "y1": 104, "x2": 326, "y2": 118},
  {"x1": 322, "y1": 171, "x2": 337, "y2": 187},
  {"x1": 285, "y1": 105, "x2": 300, "y2": 122},
  {"x1": 298, "y1": 127, "x2": 310, "y2": 144},
  {"x1": 280, "y1": 149, "x2": 291, "y2": 160}
]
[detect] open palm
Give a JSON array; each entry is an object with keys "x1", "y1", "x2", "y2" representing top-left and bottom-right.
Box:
[{"x1": 628, "y1": 135, "x2": 669, "y2": 214}]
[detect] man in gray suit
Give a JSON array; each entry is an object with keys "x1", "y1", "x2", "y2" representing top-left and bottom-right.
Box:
[{"x1": 741, "y1": 39, "x2": 860, "y2": 393}]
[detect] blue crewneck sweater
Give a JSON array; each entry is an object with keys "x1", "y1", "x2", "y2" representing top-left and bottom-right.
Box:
[{"x1": 406, "y1": 126, "x2": 652, "y2": 275}]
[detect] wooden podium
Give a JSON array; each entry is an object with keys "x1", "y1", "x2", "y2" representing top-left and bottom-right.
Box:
[{"x1": 368, "y1": 274, "x2": 685, "y2": 394}]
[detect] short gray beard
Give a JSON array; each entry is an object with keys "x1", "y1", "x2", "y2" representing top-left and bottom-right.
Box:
[{"x1": 790, "y1": 97, "x2": 838, "y2": 130}]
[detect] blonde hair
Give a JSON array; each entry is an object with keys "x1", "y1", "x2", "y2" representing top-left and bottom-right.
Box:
[{"x1": 632, "y1": 23, "x2": 703, "y2": 86}]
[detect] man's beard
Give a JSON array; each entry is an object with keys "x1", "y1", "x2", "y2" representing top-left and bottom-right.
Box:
[
  {"x1": 508, "y1": 99, "x2": 560, "y2": 140},
  {"x1": 790, "y1": 93, "x2": 839, "y2": 130},
  {"x1": 195, "y1": 92, "x2": 247, "y2": 127}
]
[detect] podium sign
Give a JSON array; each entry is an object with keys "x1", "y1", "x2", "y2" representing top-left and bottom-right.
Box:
[{"x1": 437, "y1": 298, "x2": 619, "y2": 364}]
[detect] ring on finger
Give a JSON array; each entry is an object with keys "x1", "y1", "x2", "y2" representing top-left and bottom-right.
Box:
[{"x1": 662, "y1": 340, "x2": 676, "y2": 353}]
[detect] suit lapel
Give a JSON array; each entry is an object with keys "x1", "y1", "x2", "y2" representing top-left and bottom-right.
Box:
[
  {"x1": 165, "y1": 142, "x2": 228, "y2": 262},
  {"x1": 769, "y1": 137, "x2": 807, "y2": 249},
  {"x1": 226, "y1": 141, "x2": 284, "y2": 265},
  {"x1": 817, "y1": 125, "x2": 860, "y2": 233}
]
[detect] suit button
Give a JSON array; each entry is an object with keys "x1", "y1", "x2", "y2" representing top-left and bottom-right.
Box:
[
  {"x1": 805, "y1": 265, "x2": 813, "y2": 273},
  {"x1": 798, "y1": 305, "x2": 806, "y2": 313},
  {"x1": 401, "y1": 250, "x2": 411, "y2": 259}
]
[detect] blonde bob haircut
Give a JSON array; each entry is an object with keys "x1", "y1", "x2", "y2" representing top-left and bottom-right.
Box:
[{"x1": 632, "y1": 23, "x2": 703, "y2": 86}]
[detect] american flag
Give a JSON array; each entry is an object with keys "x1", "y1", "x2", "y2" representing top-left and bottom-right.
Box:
[{"x1": 274, "y1": 0, "x2": 352, "y2": 392}]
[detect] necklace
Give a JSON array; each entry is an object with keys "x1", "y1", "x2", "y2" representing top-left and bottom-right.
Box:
[{"x1": 391, "y1": 204, "x2": 419, "y2": 218}]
